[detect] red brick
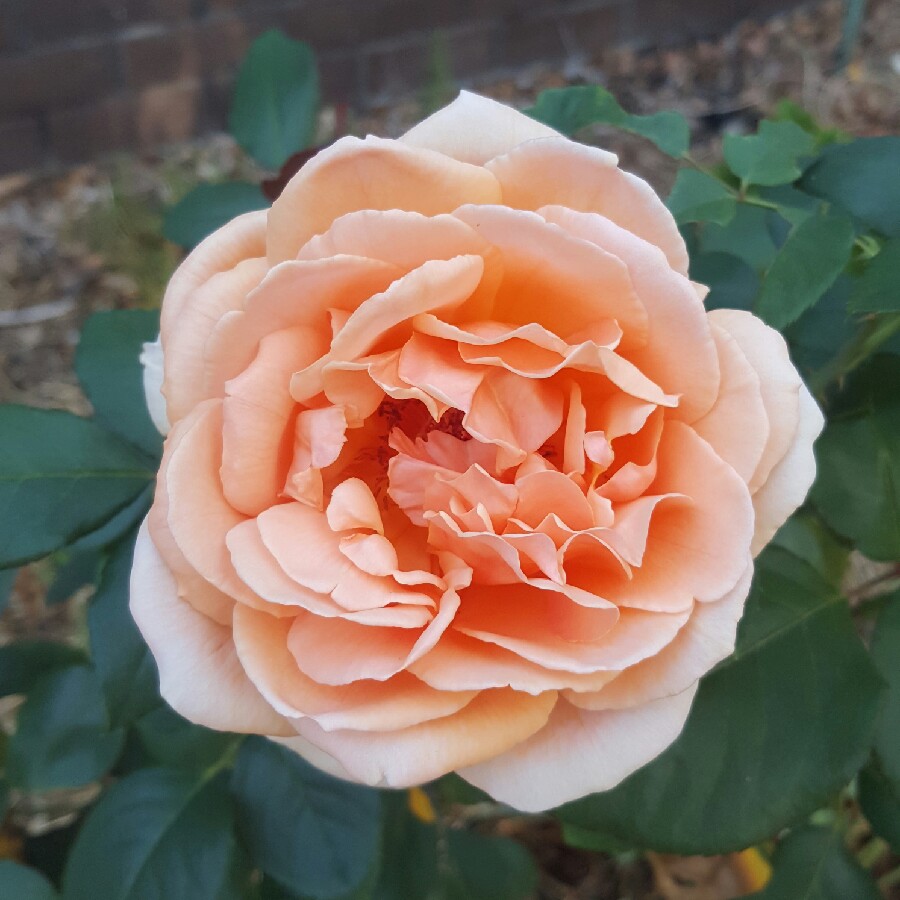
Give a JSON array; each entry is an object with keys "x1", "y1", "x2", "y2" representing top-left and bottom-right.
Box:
[
  {"x1": 194, "y1": 15, "x2": 250, "y2": 76},
  {"x1": 15, "y1": 0, "x2": 118, "y2": 43},
  {"x1": 0, "y1": 42, "x2": 120, "y2": 115},
  {"x1": 0, "y1": 114, "x2": 43, "y2": 174},
  {"x1": 122, "y1": 27, "x2": 198, "y2": 89},
  {"x1": 47, "y1": 92, "x2": 136, "y2": 163},
  {"x1": 444, "y1": 21, "x2": 502, "y2": 79},
  {"x1": 626, "y1": 0, "x2": 802, "y2": 46},
  {"x1": 247, "y1": 0, "x2": 485, "y2": 50},
  {"x1": 122, "y1": 0, "x2": 192, "y2": 26},
  {"x1": 557, "y1": 4, "x2": 626, "y2": 58},
  {"x1": 363, "y1": 36, "x2": 430, "y2": 106},
  {"x1": 501, "y1": 8, "x2": 568, "y2": 67},
  {"x1": 318, "y1": 50, "x2": 362, "y2": 105},
  {"x1": 0, "y1": 0, "x2": 30, "y2": 54},
  {"x1": 135, "y1": 78, "x2": 202, "y2": 145}
]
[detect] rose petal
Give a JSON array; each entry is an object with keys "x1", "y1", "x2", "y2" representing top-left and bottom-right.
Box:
[
  {"x1": 291, "y1": 688, "x2": 557, "y2": 788},
  {"x1": 327, "y1": 478, "x2": 385, "y2": 534},
  {"x1": 458, "y1": 686, "x2": 697, "y2": 811},
  {"x1": 140, "y1": 336, "x2": 169, "y2": 435},
  {"x1": 750, "y1": 383, "x2": 823, "y2": 556},
  {"x1": 164, "y1": 258, "x2": 268, "y2": 424},
  {"x1": 539, "y1": 206, "x2": 719, "y2": 420},
  {"x1": 204, "y1": 255, "x2": 399, "y2": 395},
  {"x1": 567, "y1": 556, "x2": 752, "y2": 710},
  {"x1": 400, "y1": 90, "x2": 559, "y2": 164},
  {"x1": 232, "y1": 605, "x2": 474, "y2": 731},
  {"x1": 453, "y1": 205, "x2": 648, "y2": 348},
  {"x1": 691, "y1": 322, "x2": 770, "y2": 484},
  {"x1": 221, "y1": 326, "x2": 320, "y2": 516},
  {"x1": 160, "y1": 210, "x2": 267, "y2": 342},
  {"x1": 410, "y1": 631, "x2": 620, "y2": 694},
  {"x1": 486, "y1": 138, "x2": 689, "y2": 276},
  {"x1": 268, "y1": 136, "x2": 502, "y2": 264},
  {"x1": 710, "y1": 309, "x2": 801, "y2": 493},
  {"x1": 291, "y1": 254, "x2": 486, "y2": 403},
  {"x1": 130, "y1": 519, "x2": 291, "y2": 735},
  {"x1": 163, "y1": 400, "x2": 257, "y2": 607}
]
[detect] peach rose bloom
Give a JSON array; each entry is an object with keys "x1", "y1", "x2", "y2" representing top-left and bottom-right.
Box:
[{"x1": 132, "y1": 92, "x2": 823, "y2": 811}]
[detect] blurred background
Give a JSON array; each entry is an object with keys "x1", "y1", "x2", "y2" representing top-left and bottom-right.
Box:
[{"x1": 0, "y1": 1, "x2": 898, "y2": 897}]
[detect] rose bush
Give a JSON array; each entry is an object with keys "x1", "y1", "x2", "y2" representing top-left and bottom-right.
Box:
[{"x1": 131, "y1": 91, "x2": 823, "y2": 811}]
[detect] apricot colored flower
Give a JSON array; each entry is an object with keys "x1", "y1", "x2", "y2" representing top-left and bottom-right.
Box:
[{"x1": 132, "y1": 92, "x2": 823, "y2": 810}]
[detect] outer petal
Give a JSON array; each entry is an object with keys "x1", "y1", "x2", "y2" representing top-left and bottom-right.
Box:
[
  {"x1": 291, "y1": 688, "x2": 557, "y2": 788},
  {"x1": 692, "y1": 322, "x2": 769, "y2": 483},
  {"x1": 164, "y1": 257, "x2": 268, "y2": 424},
  {"x1": 567, "y1": 557, "x2": 752, "y2": 711},
  {"x1": 750, "y1": 383, "x2": 823, "y2": 556},
  {"x1": 458, "y1": 686, "x2": 698, "y2": 811},
  {"x1": 268, "y1": 136, "x2": 502, "y2": 264},
  {"x1": 486, "y1": 137, "x2": 689, "y2": 276},
  {"x1": 709, "y1": 309, "x2": 801, "y2": 493},
  {"x1": 160, "y1": 209, "x2": 267, "y2": 341},
  {"x1": 400, "y1": 90, "x2": 560, "y2": 165},
  {"x1": 163, "y1": 400, "x2": 252, "y2": 605},
  {"x1": 232, "y1": 605, "x2": 476, "y2": 732},
  {"x1": 129, "y1": 519, "x2": 291, "y2": 735},
  {"x1": 140, "y1": 336, "x2": 169, "y2": 435}
]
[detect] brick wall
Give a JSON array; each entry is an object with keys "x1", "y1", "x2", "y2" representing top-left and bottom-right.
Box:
[{"x1": 0, "y1": 0, "x2": 799, "y2": 174}]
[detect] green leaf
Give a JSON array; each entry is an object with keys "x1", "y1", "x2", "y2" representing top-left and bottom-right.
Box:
[
  {"x1": 754, "y1": 211, "x2": 856, "y2": 330},
  {"x1": 700, "y1": 204, "x2": 779, "y2": 271},
  {"x1": 0, "y1": 861, "x2": 58, "y2": 900},
  {"x1": 46, "y1": 550, "x2": 102, "y2": 606},
  {"x1": 372, "y1": 796, "x2": 437, "y2": 900},
  {"x1": 163, "y1": 182, "x2": 268, "y2": 250},
  {"x1": 7, "y1": 665, "x2": 124, "y2": 790},
  {"x1": 753, "y1": 826, "x2": 879, "y2": 899},
  {"x1": 812, "y1": 356, "x2": 900, "y2": 561},
  {"x1": 690, "y1": 251, "x2": 759, "y2": 311},
  {"x1": 0, "y1": 406, "x2": 154, "y2": 568},
  {"x1": 723, "y1": 120, "x2": 816, "y2": 187},
  {"x1": 134, "y1": 706, "x2": 241, "y2": 773},
  {"x1": 769, "y1": 514, "x2": 848, "y2": 589},
  {"x1": 0, "y1": 566, "x2": 16, "y2": 614},
  {"x1": 229, "y1": 30, "x2": 320, "y2": 169},
  {"x1": 0, "y1": 640, "x2": 87, "y2": 697},
  {"x1": 801, "y1": 137, "x2": 900, "y2": 236},
  {"x1": 62, "y1": 768, "x2": 244, "y2": 900},
  {"x1": 374, "y1": 797, "x2": 534, "y2": 900},
  {"x1": 526, "y1": 85, "x2": 690, "y2": 157},
  {"x1": 230, "y1": 737, "x2": 381, "y2": 898},
  {"x1": 858, "y1": 761, "x2": 900, "y2": 851},
  {"x1": 785, "y1": 275, "x2": 855, "y2": 377},
  {"x1": 667, "y1": 169, "x2": 737, "y2": 225},
  {"x1": 849, "y1": 237, "x2": 900, "y2": 313},
  {"x1": 88, "y1": 533, "x2": 159, "y2": 726},
  {"x1": 868, "y1": 596, "x2": 900, "y2": 784},
  {"x1": 68, "y1": 484, "x2": 153, "y2": 553},
  {"x1": 556, "y1": 546, "x2": 885, "y2": 854},
  {"x1": 444, "y1": 829, "x2": 537, "y2": 900},
  {"x1": 772, "y1": 99, "x2": 848, "y2": 147},
  {"x1": 76, "y1": 310, "x2": 163, "y2": 458},
  {"x1": 560, "y1": 822, "x2": 634, "y2": 854}
]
